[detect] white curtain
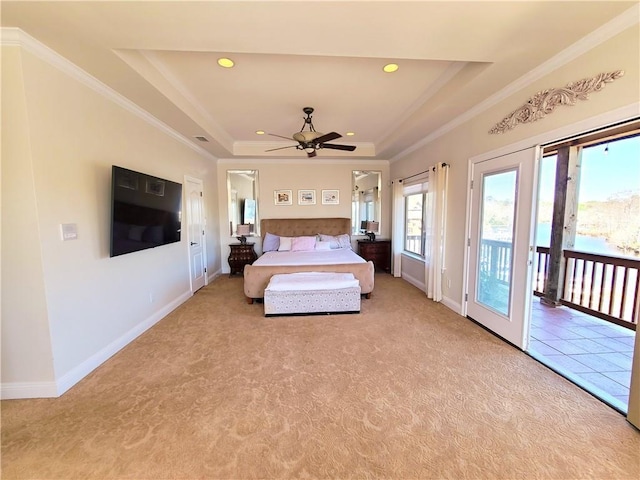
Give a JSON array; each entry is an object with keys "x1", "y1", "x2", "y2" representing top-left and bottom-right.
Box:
[
  {"x1": 391, "y1": 179, "x2": 405, "y2": 277},
  {"x1": 424, "y1": 163, "x2": 449, "y2": 301}
]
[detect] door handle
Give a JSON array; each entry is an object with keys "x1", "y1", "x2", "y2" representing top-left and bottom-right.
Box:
[{"x1": 190, "y1": 242, "x2": 197, "y2": 246}]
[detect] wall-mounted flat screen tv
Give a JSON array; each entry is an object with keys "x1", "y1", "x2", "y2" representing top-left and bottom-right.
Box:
[{"x1": 110, "y1": 166, "x2": 183, "y2": 257}]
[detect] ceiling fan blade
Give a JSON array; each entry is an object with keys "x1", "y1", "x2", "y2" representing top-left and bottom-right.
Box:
[
  {"x1": 307, "y1": 150, "x2": 317, "y2": 158},
  {"x1": 321, "y1": 143, "x2": 357, "y2": 152},
  {"x1": 268, "y1": 133, "x2": 296, "y2": 141},
  {"x1": 265, "y1": 145, "x2": 297, "y2": 152},
  {"x1": 315, "y1": 131, "x2": 342, "y2": 144}
]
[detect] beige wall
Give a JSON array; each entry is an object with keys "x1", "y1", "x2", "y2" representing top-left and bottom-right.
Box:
[
  {"x1": 1, "y1": 47, "x2": 56, "y2": 389},
  {"x1": 216, "y1": 160, "x2": 389, "y2": 266},
  {"x1": 390, "y1": 24, "x2": 640, "y2": 307},
  {"x1": 1, "y1": 43, "x2": 220, "y2": 397}
]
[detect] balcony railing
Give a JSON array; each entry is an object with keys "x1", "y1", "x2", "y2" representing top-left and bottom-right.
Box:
[{"x1": 534, "y1": 247, "x2": 638, "y2": 331}]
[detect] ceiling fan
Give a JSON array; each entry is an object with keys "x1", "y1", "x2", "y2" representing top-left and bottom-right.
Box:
[{"x1": 266, "y1": 107, "x2": 356, "y2": 158}]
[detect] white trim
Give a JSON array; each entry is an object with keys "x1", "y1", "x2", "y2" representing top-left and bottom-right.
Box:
[
  {"x1": 54, "y1": 290, "x2": 192, "y2": 397},
  {"x1": 1, "y1": 27, "x2": 217, "y2": 163},
  {"x1": 208, "y1": 268, "x2": 222, "y2": 284},
  {"x1": 391, "y1": 4, "x2": 640, "y2": 162},
  {"x1": 377, "y1": 61, "x2": 468, "y2": 148},
  {"x1": 462, "y1": 102, "x2": 639, "y2": 337},
  {"x1": 441, "y1": 295, "x2": 463, "y2": 316},
  {"x1": 218, "y1": 157, "x2": 390, "y2": 166},
  {"x1": 401, "y1": 272, "x2": 425, "y2": 293},
  {"x1": 471, "y1": 103, "x2": 639, "y2": 164},
  {"x1": 184, "y1": 175, "x2": 208, "y2": 293},
  {"x1": 1, "y1": 381, "x2": 59, "y2": 400},
  {"x1": 143, "y1": 50, "x2": 234, "y2": 152}
]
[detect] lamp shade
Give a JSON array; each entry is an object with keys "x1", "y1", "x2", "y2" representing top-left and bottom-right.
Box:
[
  {"x1": 236, "y1": 224, "x2": 251, "y2": 236},
  {"x1": 365, "y1": 221, "x2": 379, "y2": 233}
]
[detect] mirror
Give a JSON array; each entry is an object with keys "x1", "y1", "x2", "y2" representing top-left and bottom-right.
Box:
[
  {"x1": 227, "y1": 170, "x2": 259, "y2": 237},
  {"x1": 352, "y1": 170, "x2": 381, "y2": 235}
]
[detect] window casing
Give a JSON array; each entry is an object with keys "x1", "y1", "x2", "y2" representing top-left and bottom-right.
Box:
[{"x1": 403, "y1": 180, "x2": 428, "y2": 256}]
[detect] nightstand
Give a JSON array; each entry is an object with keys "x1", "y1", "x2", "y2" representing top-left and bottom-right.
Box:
[
  {"x1": 228, "y1": 243, "x2": 258, "y2": 277},
  {"x1": 357, "y1": 239, "x2": 391, "y2": 273}
]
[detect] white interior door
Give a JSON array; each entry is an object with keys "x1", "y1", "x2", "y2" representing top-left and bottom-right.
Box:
[
  {"x1": 466, "y1": 147, "x2": 539, "y2": 349},
  {"x1": 185, "y1": 176, "x2": 206, "y2": 293}
]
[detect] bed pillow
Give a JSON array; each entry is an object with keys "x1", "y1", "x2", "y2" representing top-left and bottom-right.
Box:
[
  {"x1": 318, "y1": 233, "x2": 352, "y2": 249},
  {"x1": 315, "y1": 240, "x2": 332, "y2": 251},
  {"x1": 291, "y1": 236, "x2": 317, "y2": 252},
  {"x1": 318, "y1": 233, "x2": 340, "y2": 249},
  {"x1": 278, "y1": 236, "x2": 293, "y2": 251},
  {"x1": 263, "y1": 232, "x2": 280, "y2": 252},
  {"x1": 336, "y1": 234, "x2": 352, "y2": 249}
]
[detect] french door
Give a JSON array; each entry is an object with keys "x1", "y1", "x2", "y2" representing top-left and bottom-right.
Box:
[{"x1": 466, "y1": 147, "x2": 540, "y2": 349}]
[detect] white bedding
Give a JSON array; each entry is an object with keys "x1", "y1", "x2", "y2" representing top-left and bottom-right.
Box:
[
  {"x1": 265, "y1": 272, "x2": 360, "y2": 291},
  {"x1": 254, "y1": 248, "x2": 366, "y2": 266}
]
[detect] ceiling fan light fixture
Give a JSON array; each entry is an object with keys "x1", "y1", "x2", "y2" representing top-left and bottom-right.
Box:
[
  {"x1": 304, "y1": 147, "x2": 316, "y2": 154},
  {"x1": 217, "y1": 57, "x2": 235, "y2": 68},
  {"x1": 293, "y1": 131, "x2": 322, "y2": 142},
  {"x1": 383, "y1": 63, "x2": 399, "y2": 73},
  {"x1": 255, "y1": 130, "x2": 265, "y2": 135},
  {"x1": 346, "y1": 132, "x2": 355, "y2": 136}
]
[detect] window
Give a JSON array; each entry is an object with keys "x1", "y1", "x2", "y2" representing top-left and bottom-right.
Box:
[{"x1": 403, "y1": 180, "x2": 428, "y2": 256}]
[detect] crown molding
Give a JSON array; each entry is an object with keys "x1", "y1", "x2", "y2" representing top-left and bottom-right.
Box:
[
  {"x1": 141, "y1": 50, "x2": 234, "y2": 152},
  {"x1": 391, "y1": 3, "x2": 640, "y2": 163},
  {"x1": 217, "y1": 157, "x2": 390, "y2": 166},
  {"x1": 1, "y1": 27, "x2": 218, "y2": 162}
]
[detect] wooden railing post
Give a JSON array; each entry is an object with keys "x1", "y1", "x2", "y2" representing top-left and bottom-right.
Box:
[{"x1": 543, "y1": 146, "x2": 580, "y2": 307}]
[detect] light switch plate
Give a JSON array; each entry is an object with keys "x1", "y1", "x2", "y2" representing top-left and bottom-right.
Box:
[{"x1": 61, "y1": 223, "x2": 78, "y2": 241}]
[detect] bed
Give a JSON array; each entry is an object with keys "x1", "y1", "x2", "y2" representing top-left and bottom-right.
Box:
[{"x1": 243, "y1": 218, "x2": 375, "y2": 303}]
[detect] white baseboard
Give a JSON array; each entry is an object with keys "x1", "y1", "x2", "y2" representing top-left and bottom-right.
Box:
[
  {"x1": 55, "y1": 290, "x2": 192, "y2": 397},
  {"x1": 0, "y1": 381, "x2": 59, "y2": 400},
  {"x1": 1, "y1": 290, "x2": 192, "y2": 400},
  {"x1": 400, "y1": 273, "x2": 462, "y2": 315},
  {"x1": 441, "y1": 295, "x2": 463, "y2": 315},
  {"x1": 207, "y1": 268, "x2": 222, "y2": 284},
  {"x1": 401, "y1": 272, "x2": 426, "y2": 292}
]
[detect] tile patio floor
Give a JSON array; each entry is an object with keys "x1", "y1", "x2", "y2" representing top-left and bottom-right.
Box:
[{"x1": 528, "y1": 297, "x2": 636, "y2": 414}]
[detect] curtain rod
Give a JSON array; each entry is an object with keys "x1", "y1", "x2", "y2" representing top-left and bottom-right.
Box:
[{"x1": 398, "y1": 162, "x2": 449, "y2": 182}]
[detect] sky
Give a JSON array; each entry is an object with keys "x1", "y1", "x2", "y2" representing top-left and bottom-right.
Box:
[{"x1": 538, "y1": 135, "x2": 640, "y2": 202}]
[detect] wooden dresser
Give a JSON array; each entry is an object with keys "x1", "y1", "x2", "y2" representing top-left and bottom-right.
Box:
[
  {"x1": 228, "y1": 243, "x2": 258, "y2": 277},
  {"x1": 357, "y1": 239, "x2": 391, "y2": 273}
]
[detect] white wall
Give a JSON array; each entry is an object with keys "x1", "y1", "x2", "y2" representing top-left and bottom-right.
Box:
[
  {"x1": 1, "y1": 38, "x2": 220, "y2": 398},
  {"x1": 216, "y1": 160, "x2": 390, "y2": 267}
]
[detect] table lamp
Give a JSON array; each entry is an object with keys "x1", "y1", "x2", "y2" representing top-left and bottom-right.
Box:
[
  {"x1": 365, "y1": 221, "x2": 379, "y2": 241},
  {"x1": 236, "y1": 224, "x2": 251, "y2": 244}
]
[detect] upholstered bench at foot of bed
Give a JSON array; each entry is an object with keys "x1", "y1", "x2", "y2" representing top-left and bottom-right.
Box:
[{"x1": 264, "y1": 272, "x2": 361, "y2": 316}]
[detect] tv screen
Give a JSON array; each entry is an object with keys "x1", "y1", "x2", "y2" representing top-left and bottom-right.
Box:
[{"x1": 110, "y1": 166, "x2": 183, "y2": 257}]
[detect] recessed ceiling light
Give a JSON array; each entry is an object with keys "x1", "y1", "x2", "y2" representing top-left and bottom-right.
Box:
[
  {"x1": 383, "y1": 63, "x2": 399, "y2": 73},
  {"x1": 346, "y1": 132, "x2": 355, "y2": 136},
  {"x1": 217, "y1": 57, "x2": 235, "y2": 68},
  {"x1": 255, "y1": 130, "x2": 265, "y2": 135}
]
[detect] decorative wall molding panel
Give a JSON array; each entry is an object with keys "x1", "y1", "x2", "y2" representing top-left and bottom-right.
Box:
[{"x1": 489, "y1": 70, "x2": 625, "y2": 134}]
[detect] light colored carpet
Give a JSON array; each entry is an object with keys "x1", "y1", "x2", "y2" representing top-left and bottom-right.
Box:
[{"x1": 2, "y1": 274, "x2": 638, "y2": 479}]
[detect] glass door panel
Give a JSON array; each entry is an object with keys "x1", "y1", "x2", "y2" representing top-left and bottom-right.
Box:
[{"x1": 477, "y1": 170, "x2": 517, "y2": 316}]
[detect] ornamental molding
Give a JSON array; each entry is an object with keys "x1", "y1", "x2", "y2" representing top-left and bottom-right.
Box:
[{"x1": 489, "y1": 70, "x2": 625, "y2": 134}]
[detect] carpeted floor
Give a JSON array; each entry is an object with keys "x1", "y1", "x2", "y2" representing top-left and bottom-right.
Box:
[{"x1": 2, "y1": 274, "x2": 638, "y2": 479}]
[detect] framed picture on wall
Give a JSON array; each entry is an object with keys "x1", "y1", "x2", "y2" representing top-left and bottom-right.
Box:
[
  {"x1": 298, "y1": 189, "x2": 316, "y2": 205},
  {"x1": 274, "y1": 189, "x2": 292, "y2": 205},
  {"x1": 321, "y1": 189, "x2": 340, "y2": 205}
]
